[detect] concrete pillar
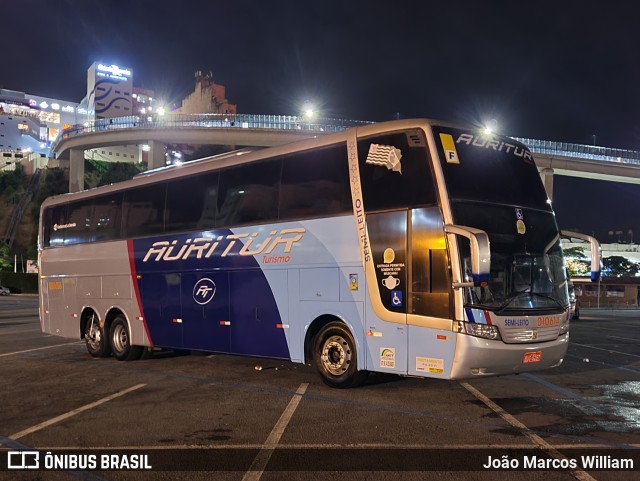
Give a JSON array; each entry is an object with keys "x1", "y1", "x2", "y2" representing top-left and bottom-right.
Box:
[
  {"x1": 148, "y1": 140, "x2": 166, "y2": 170},
  {"x1": 540, "y1": 167, "x2": 554, "y2": 202},
  {"x1": 69, "y1": 148, "x2": 85, "y2": 193}
]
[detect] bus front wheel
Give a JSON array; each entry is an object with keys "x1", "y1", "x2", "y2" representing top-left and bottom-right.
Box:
[
  {"x1": 313, "y1": 321, "x2": 367, "y2": 388},
  {"x1": 84, "y1": 314, "x2": 110, "y2": 358},
  {"x1": 110, "y1": 316, "x2": 143, "y2": 361}
]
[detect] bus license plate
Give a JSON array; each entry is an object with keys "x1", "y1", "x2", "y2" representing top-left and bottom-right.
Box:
[{"x1": 523, "y1": 351, "x2": 542, "y2": 363}]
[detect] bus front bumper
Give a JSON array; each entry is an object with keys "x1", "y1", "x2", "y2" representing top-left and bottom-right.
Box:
[{"x1": 449, "y1": 332, "x2": 569, "y2": 379}]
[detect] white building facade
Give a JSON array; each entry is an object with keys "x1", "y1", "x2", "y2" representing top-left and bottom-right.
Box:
[{"x1": 0, "y1": 88, "x2": 80, "y2": 171}]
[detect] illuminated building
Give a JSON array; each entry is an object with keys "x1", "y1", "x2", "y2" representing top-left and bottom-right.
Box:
[
  {"x1": 78, "y1": 62, "x2": 145, "y2": 163},
  {"x1": 87, "y1": 62, "x2": 134, "y2": 119},
  {"x1": 0, "y1": 88, "x2": 80, "y2": 171},
  {"x1": 176, "y1": 71, "x2": 236, "y2": 115},
  {"x1": 1, "y1": 63, "x2": 237, "y2": 172}
]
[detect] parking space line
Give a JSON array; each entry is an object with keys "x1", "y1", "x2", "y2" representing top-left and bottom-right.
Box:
[
  {"x1": 9, "y1": 383, "x2": 146, "y2": 440},
  {"x1": 607, "y1": 335, "x2": 640, "y2": 342},
  {"x1": 2, "y1": 327, "x2": 43, "y2": 334},
  {"x1": 572, "y1": 342, "x2": 640, "y2": 358},
  {"x1": 565, "y1": 352, "x2": 640, "y2": 375},
  {"x1": 242, "y1": 382, "x2": 308, "y2": 481},
  {"x1": 0, "y1": 341, "x2": 83, "y2": 357},
  {"x1": 461, "y1": 382, "x2": 598, "y2": 481}
]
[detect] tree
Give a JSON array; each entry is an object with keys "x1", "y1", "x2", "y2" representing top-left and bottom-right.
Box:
[
  {"x1": 563, "y1": 246, "x2": 587, "y2": 259},
  {"x1": 602, "y1": 256, "x2": 640, "y2": 278},
  {"x1": 563, "y1": 246, "x2": 589, "y2": 276},
  {"x1": 0, "y1": 244, "x2": 12, "y2": 271},
  {"x1": 566, "y1": 259, "x2": 590, "y2": 277},
  {"x1": 98, "y1": 162, "x2": 144, "y2": 186},
  {"x1": 0, "y1": 162, "x2": 25, "y2": 192}
]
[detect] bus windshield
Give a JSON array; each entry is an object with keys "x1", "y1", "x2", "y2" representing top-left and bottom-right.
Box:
[
  {"x1": 452, "y1": 202, "x2": 569, "y2": 314},
  {"x1": 432, "y1": 126, "x2": 551, "y2": 211},
  {"x1": 432, "y1": 125, "x2": 568, "y2": 314}
]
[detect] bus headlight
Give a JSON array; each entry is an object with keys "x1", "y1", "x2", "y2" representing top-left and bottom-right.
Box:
[
  {"x1": 559, "y1": 317, "x2": 570, "y2": 336},
  {"x1": 459, "y1": 321, "x2": 502, "y2": 341}
]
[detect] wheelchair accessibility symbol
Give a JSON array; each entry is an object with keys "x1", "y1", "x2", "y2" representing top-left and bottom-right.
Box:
[{"x1": 391, "y1": 290, "x2": 403, "y2": 307}]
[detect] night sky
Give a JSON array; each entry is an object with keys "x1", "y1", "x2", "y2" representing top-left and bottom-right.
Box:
[{"x1": 3, "y1": 0, "x2": 640, "y2": 239}]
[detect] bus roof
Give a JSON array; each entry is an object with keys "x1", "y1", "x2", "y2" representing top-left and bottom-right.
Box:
[{"x1": 39, "y1": 118, "x2": 498, "y2": 210}]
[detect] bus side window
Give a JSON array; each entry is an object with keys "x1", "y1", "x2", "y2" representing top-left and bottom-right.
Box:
[
  {"x1": 410, "y1": 207, "x2": 451, "y2": 319},
  {"x1": 166, "y1": 172, "x2": 219, "y2": 233},
  {"x1": 217, "y1": 160, "x2": 280, "y2": 227},
  {"x1": 358, "y1": 130, "x2": 437, "y2": 212},
  {"x1": 92, "y1": 193, "x2": 123, "y2": 242},
  {"x1": 122, "y1": 183, "x2": 167, "y2": 238},
  {"x1": 279, "y1": 144, "x2": 351, "y2": 220},
  {"x1": 66, "y1": 200, "x2": 94, "y2": 245},
  {"x1": 45, "y1": 204, "x2": 68, "y2": 247}
]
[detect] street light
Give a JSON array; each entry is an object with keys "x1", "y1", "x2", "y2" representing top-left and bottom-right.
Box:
[
  {"x1": 303, "y1": 102, "x2": 316, "y2": 130},
  {"x1": 483, "y1": 118, "x2": 498, "y2": 135}
]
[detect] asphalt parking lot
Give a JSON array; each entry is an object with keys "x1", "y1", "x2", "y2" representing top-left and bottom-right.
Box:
[{"x1": 1, "y1": 295, "x2": 639, "y2": 481}]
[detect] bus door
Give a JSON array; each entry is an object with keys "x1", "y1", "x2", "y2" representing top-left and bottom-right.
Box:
[
  {"x1": 364, "y1": 210, "x2": 408, "y2": 374},
  {"x1": 406, "y1": 207, "x2": 455, "y2": 378},
  {"x1": 181, "y1": 272, "x2": 231, "y2": 353},
  {"x1": 355, "y1": 127, "x2": 441, "y2": 375}
]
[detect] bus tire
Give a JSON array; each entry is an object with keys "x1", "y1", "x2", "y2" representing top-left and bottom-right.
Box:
[
  {"x1": 84, "y1": 314, "x2": 110, "y2": 358},
  {"x1": 313, "y1": 321, "x2": 367, "y2": 388},
  {"x1": 110, "y1": 316, "x2": 143, "y2": 361},
  {"x1": 573, "y1": 305, "x2": 580, "y2": 320}
]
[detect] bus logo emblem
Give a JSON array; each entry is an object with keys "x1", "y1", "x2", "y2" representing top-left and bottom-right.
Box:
[{"x1": 193, "y1": 278, "x2": 216, "y2": 305}]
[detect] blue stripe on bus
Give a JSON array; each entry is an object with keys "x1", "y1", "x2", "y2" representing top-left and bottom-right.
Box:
[
  {"x1": 465, "y1": 307, "x2": 490, "y2": 325},
  {"x1": 131, "y1": 229, "x2": 290, "y2": 359}
]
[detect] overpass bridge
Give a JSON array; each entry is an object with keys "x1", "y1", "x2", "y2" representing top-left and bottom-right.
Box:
[
  {"x1": 512, "y1": 136, "x2": 640, "y2": 198},
  {"x1": 52, "y1": 114, "x2": 367, "y2": 192},
  {"x1": 51, "y1": 114, "x2": 640, "y2": 194}
]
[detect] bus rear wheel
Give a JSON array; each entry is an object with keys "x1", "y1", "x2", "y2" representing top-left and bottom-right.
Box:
[
  {"x1": 84, "y1": 314, "x2": 110, "y2": 358},
  {"x1": 110, "y1": 316, "x2": 143, "y2": 361},
  {"x1": 313, "y1": 321, "x2": 367, "y2": 388}
]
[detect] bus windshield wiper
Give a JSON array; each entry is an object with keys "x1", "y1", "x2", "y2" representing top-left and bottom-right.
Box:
[
  {"x1": 496, "y1": 289, "x2": 564, "y2": 313},
  {"x1": 527, "y1": 292, "x2": 565, "y2": 310},
  {"x1": 495, "y1": 288, "x2": 531, "y2": 313}
]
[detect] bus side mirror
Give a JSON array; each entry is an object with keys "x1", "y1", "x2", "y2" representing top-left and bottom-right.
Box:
[
  {"x1": 560, "y1": 230, "x2": 602, "y2": 282},
  {"x1": 445, "y1": 225, "x2": 491, "y2": 287}
]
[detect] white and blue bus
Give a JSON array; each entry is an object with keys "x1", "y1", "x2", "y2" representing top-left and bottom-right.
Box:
[{"x1": 38, "y1": 119, "x2": 600, "y2": 387}]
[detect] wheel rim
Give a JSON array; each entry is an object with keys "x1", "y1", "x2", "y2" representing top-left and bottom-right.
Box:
[
  {"x1": 112, "y1": 323, "x2": 128, "y2": 354},
  {"x1": 86, "y1": 320, "x2": 101, "y2": 351},
  {"x1": 320, "y1": 335, "x2": 352, "y2": 376}
]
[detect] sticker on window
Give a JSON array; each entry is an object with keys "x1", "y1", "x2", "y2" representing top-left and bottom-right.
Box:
[
  {"x1": 366, "y1": 144, "x2": 402, "y2": 173},
  {"x1": 439, "y1": 133, "x2": 460, "y2": 164}
]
